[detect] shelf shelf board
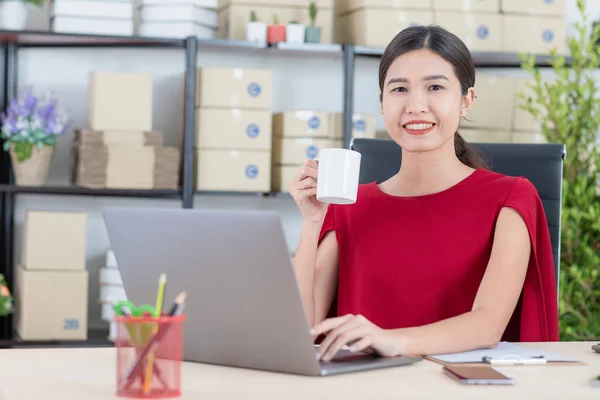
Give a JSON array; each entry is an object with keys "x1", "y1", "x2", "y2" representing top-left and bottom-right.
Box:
[
  {"x1": 5, "y1": 328, "x2": 113, "y2": 349},
  {"x1": 0, "y1": 29, "x2": 185, "y2": 48},
  {"x1": 271, "y1": 42, "x2": 343, "y2": 54},
  {"x1": 353, "y1": 45, "x2": 567, "y2": 67},
  {"x1": 0, "y1": 184, "x2": 182, "y2": 198}
]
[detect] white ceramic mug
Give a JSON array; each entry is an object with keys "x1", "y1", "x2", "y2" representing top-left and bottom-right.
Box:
[{"x1": 316, "y1": 148, "x2": 361, "y2": 204}]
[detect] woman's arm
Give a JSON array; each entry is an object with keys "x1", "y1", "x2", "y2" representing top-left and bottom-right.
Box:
[{"x1": 312, "y1": 206, "x2": 532, "y2": 360}]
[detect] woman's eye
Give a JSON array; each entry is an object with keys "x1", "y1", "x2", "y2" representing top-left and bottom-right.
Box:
[
  {"x1": 392, "y1": 87, "x2": 407, "y2": 92},
  {"x1": 430, "y1": 85, "x2": 443, "y2": 91}
]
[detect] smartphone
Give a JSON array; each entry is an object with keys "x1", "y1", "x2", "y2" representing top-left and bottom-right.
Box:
[{"x1": 443, "y1": 365, "x2": 516, "y2": 385}]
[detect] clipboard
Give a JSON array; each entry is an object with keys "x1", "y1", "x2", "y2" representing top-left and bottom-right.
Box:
[{"x1": 424, "y1": 342, "x2": 585, "y2": 366}]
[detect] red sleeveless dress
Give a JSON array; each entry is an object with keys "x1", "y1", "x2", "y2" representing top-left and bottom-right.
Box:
[{"x1": 318, "y1": 168, "x2": 559, "y2": 342}]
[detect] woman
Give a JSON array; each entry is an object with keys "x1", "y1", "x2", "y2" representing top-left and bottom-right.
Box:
[{"x1": 290, "y1": 25, "x2": 559, "y2": 362}]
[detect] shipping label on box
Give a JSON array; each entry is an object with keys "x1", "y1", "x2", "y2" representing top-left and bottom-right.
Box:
[
  {"x1": 432, "y1": 0, "x2": 498, "y2": 12},
  {"x1": 196, "y1": 67, "x2": 273, "y2": 110},
  {"x1": 196, "y1": 149, "x2": 271, "y2": 192},
  {"x1": 196, "y1": 108, "x2": 272, "y2": 150},
  {"x1": 502, "y1": 14, "x2": 565, "y2": 55},
  {"x1": 15, "y1": 266, "x2": 88, "y2": 341},
  {"x1": 273, "y1": 111, "x2": 330, "y2": 138},
  {"x1": 500, "y1": 0, "x2": 565, "y2": 16},
  {"x1": 88, "y1": 72, "x2": 153, "y2": 132},
  {"x1": 460, "y1": 74, "x2": 516, "y2": 130},
  {"x1": 22, "y1": 210, "x2": 87, "y2": 271},
  {"x1": 434, "y1": 12, "x2": 502, "y2": 52}
]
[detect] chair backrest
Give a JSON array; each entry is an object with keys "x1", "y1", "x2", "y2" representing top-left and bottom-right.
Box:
[{"x1": 350, "y1": 138, "x2": 566, "y2": 294}]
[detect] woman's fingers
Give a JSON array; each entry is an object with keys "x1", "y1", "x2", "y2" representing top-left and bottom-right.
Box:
[
  {"x1": 321, "y1": 326, "x2": 371, "y2": 362},
  {"x1": 310, "y1": 314, "x2": 354, "y2": 337}
]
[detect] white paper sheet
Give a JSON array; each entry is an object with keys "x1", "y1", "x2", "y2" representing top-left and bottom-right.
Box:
[{"x1": 428, "y1": 342, "x2": 579, "y2": 363}]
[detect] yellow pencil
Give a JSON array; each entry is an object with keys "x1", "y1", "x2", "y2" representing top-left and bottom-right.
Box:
[{"x1": 143, "y1": 273, "x2": 166, "y2": 394}]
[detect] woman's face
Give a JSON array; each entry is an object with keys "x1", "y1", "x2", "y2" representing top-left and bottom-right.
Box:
[{"x1": 380, "y1": 48, "x2": 474, "y2": 153}]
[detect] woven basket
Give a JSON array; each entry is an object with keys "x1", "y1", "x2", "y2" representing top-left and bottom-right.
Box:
[{"x1": 9, "y1": 144, "x2": 54, "y2": 186}]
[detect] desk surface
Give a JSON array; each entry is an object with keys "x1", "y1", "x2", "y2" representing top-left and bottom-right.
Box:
[{"x1": 0, "y1": 341, "x2": 598, "y2": 399}]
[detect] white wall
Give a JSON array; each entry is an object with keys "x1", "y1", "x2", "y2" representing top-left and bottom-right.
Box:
[{"x1": 10, "y1": 0, "x2": 597, "y2": 331}]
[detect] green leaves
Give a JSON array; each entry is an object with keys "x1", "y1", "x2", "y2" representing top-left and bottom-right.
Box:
[{"x1": 519, "y1": 0, "x2": 600, "y2": 341}]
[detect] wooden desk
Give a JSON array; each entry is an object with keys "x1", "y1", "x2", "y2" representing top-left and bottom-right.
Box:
[{"x1": 0, "y1": 342, "x2": 597, "y2": 399}]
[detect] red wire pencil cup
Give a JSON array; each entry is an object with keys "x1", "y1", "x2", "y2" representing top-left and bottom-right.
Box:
[{"x1": 114, "y1": 314, "x2": 186, "y2": 399}]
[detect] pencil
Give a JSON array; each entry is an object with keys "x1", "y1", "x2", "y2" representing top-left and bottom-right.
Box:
[{"x1": 143, "y1": 273, "x2": 167, "y2": 394}]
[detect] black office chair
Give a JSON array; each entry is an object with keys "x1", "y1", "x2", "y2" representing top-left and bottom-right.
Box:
[{"x1": 350, "y1": 138, "x2": 566, "y2": 295}]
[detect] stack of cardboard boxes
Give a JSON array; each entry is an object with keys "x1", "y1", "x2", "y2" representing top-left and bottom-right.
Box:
[
  {"x1": 73, "y1": 72, "x2": 180, "y2": 190},
  {"x1": 334, "y1": 0, "x2": 566, "y2": 55},
  {"x1": 218, "y1": 0, "x2": 335, "y2": 43},
  {"x1": 459, "y1": 73, "x2": 545, "y2": 144},
  {"x1": 50, "y1": 0, "x2": 134, "y2": 36},
  {"x1": 195, "y1": 66, "x2": 274, "y2": 192},
  {"x1": 272, "y1": 110, "x2": 342, "y2": 193},
  {"x1": 138, "y1": 0, "x2": 218, "y2": 39},
  {"x1": 15, "y1": 210, "x2": 89, "y2": 341}
]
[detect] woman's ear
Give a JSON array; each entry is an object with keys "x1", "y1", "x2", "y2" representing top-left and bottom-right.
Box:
[{"x1": 460, "y1": 87, "x2": 476, "y2": 117}]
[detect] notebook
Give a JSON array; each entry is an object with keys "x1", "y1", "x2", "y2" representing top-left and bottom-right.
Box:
[{"x1": 426, "y1": 342, "x2": 580, "y2": 364}]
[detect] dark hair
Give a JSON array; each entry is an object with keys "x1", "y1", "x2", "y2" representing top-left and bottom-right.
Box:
[{"x1": 378, "y1": 25, "x2": 488, "y2": 169}]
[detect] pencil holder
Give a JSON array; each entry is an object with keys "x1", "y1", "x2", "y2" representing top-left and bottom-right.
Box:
[{"x1": 114, "y1": 314, "x2": 186, "y2": 399}]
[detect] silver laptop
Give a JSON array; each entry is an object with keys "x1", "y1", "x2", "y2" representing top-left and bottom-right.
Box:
[{"x1": 103, "y1": 207, "x2": 422, "y2": 376}]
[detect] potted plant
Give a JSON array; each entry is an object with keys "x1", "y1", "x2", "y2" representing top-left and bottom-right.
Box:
[
  {"x1": 0, "y1": 87, "x2": 68, "y2": 186},
  {"x1": 518, "y1": 0, "x2": 600, "y2": 340},
  {"x1": 267, "y1": 13, "x2": 285, "y2": 44},
  {"x1": 0, "y1": 0, "x2": 48, "y2": 30},
  {"x1": 286, "y1": 20, "x2": 305, "y2": 44},
  {"x1": 245, "y1": 10, "x2": 267, "y2": 45},
  {"x1": 0, "y1": 273, "x2": 13, "y2": 317},
  {"x1": 305, "y1": 1, "x2": 321, "y2": 43}
]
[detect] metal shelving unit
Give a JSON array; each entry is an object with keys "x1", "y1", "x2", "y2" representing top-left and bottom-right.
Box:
[{"x1": 0, "y1": 29, "x2": 557, "y2": 347}]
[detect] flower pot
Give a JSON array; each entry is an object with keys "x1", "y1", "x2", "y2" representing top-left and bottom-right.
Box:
[
  {"x1": 267, "y1": 24, "x2": 286, "y2": 44},
  {"x1": 246, "y1": 21, "x2": 267, "y2": 45},
  {"x1": 286, "y1": 23, "x2": 305, "y2": 44},
  {"x1": 305, "y1": 26, "x2": 321, "y2": 43},
  {"x1": 0, "y1": 1, "x2": 28, "y2": 30},
  {"x1": 9, "y1": 144, "x2": 53, "y2": 186}
]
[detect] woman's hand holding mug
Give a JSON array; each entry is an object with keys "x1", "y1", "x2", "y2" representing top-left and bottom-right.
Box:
[{"x1": 290, "y1": 159, "x2": 328, "y2": 224}]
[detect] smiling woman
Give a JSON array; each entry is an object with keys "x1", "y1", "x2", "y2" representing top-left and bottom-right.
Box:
[{"x1": 289, "y1": 25, "x2": 559, "y2": 362}]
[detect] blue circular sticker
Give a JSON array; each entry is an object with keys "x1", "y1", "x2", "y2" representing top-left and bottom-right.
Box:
[
  {"x1": 542, "y1": 29, "x2": 554, "y2": 43},
  {"x1": 247, "y1": 82, "x2": 261, "y2": 97},
  {"x1": 246, "y1": 123, "x2": 260, "y2": 138},
  {"x1": 476, "y1": 25, "x2": 489, "y2": 40},
  {"x1": 306, "y1": 145, "x2": 319, "y2": 159},
  {"x1": 308, "y1": 116, "x2": 320, "y2": 129},
  {"x1": 245, "y1": 164, "x2": 258, "y2": 179},
  {"x1": 544, "y1": 0, "x2": 554, "y2": 4},
  {"x1": 353, "y1": 119, "x2": 366, "y2": 132}
]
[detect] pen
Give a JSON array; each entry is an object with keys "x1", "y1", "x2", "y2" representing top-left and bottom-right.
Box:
[{"x1": 482, "y1": 356, "x2": 547, "y2": 365}]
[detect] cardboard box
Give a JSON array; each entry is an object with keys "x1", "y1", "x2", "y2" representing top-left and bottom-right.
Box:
[
  {"x1": 52, "y1": 0, "x2": 134, "y2": 18},
  {"x1": 195, "y1": 67, "x2": 273, "y2": 110},
  {"x1": 460, "y1": 74, "x2": 516, "y2": 130},
  {"x1": 502, "y1": 15, "x2": 566, "y2": 55},
  {"x1": 432, "y1": 0, "x2": 498, "y2": 12},
  {"x1": 15, "y1": 266, "x2": 88, "y2": 341},
  {"x1": 272, "y1": 137, "x2": 340, "y2": 164},
  {"x1": 88, "y1": 72, "x2": 153, "y2": 131},
  {"x1": 336, "y1": 9, "x2": 434, "y2": 47},
  {"x1": 22, "y1": 210, "x2": 87, "y2": 271},
  {"x1": 218, "y1": 1, "x2": 334, "y2": 43},
  {"x1": 74, "y1": 129, "x2": 164, "y2": 147},
  {"x1": 434, "y1": 12, "x2": 502, "y2": 52},
  {"x1": 196, "y1": 149, "x2": 271, "y2": 192},
  {"x1": 330, "y1": 113, "x2": 376, "y2": 139},
  {"x1": 459, "y1": 128, "x2": 511, "y2": 143},
  {"x1": 273, "y1": 111, "x2": 330, "y2": 138},
  {"x1": 271, "y1": 164, "x2": 299, "y2": 192},
  {"x1": 51, "y1": 16, "x2": 134, "y2": 36},
  {"x1": 500, "y1": 0, "x2": 565, "y2": 16},
  {"x1": 335, "y1": 0, "x2": 432, "y2": 14},
  {"x1": 196, "y1": 108, "x2": 272, "y2": 150},
  {"x1": 511, "y1": 131, "x2": 547, "y2": 143}
]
